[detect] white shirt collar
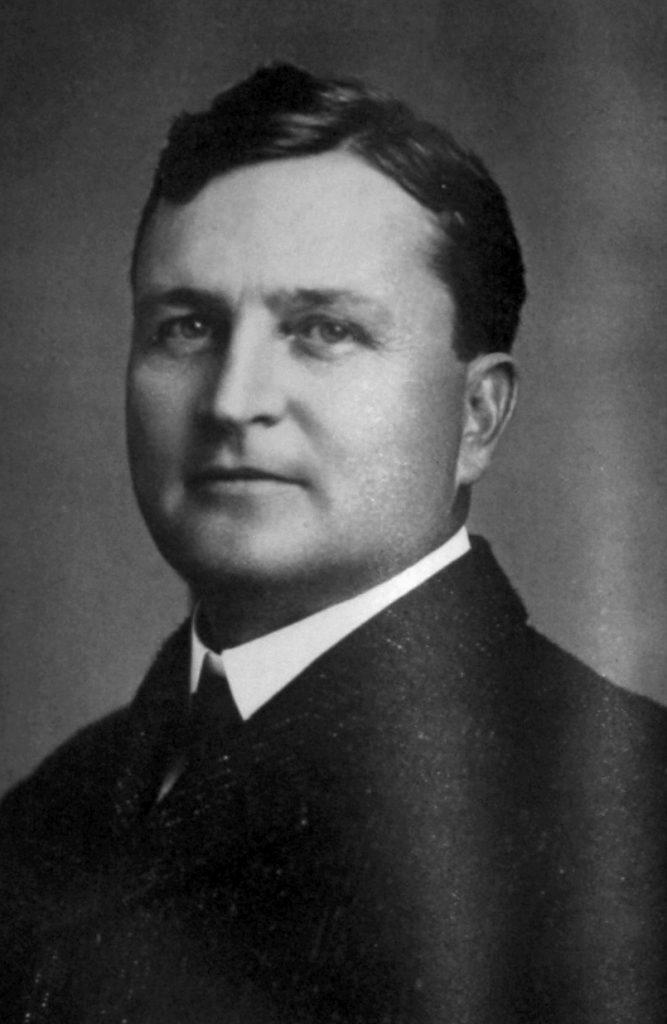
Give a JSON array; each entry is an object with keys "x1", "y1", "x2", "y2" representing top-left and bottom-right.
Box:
[{"x1": 190, "y1": 525, "x2": 470, "y2": 721}]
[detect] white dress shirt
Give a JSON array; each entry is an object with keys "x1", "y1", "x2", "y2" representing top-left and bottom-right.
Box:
[{"x1": 190, "y1": 526, "x2": 470, "y2": 720}]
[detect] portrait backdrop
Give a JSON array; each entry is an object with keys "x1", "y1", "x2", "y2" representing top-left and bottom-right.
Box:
[{"x1": 1, "y1": 0, "x2": 665, "y2": 794}]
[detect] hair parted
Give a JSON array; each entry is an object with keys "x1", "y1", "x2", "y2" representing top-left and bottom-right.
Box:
[{"x1": 132, "y1": 63, "x2": 526, "y2": 359}]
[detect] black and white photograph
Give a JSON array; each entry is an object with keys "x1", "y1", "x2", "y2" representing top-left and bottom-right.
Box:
[{"x1": 1, "y1": 1, "x2": 666, "y2": 1020}]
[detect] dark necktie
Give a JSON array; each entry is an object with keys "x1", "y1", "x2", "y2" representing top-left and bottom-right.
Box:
[
  {"x1": 189, "y1": 651, "x2": 243, "y2": 746},
  {"x1": 156, "y1": 653, "x2": 243, "y2": 801}
]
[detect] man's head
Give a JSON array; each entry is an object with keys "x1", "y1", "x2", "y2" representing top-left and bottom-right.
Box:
[
  {"x1": 127, "y1": 65, "x2": 526, "y2": 637},
  {"x1": 131, "y1": 63, "x2": 525, "y2": 362}
]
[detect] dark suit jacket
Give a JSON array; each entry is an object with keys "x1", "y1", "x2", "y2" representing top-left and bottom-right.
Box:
[{"x1": 2, "y1": 537, "x2": 666, "y2": 1022}]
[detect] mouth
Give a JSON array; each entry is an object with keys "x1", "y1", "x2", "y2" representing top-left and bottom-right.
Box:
[{"x1": 187, "y1": 465, "x2": 301, "y2": 492}]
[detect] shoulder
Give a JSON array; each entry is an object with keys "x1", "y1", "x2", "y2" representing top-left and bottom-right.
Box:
[
  {"x1": 519, "y1": 626, "x2": 667, "y2": 778},
  {"x1": 0, "y1": 620, "x2": 191, "y2": 855},
  {"x1": 398, "y1": 537, "x2": 667, "y2": 789},
  {"x1": 456, "y1": 537, "x2": 667, "y2": 738},
  {"x1": 521, "y1": 623, "x2": 667, "y2": 725},
  {"x1": 0, "y1": 707, "x2": 131, "y2": 854}
]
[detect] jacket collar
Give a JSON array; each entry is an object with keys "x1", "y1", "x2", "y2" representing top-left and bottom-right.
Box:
[{"x1": 112, "y1": 536, "x2": 527, "y2": 834}]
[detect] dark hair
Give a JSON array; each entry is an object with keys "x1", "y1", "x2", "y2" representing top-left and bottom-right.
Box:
[{"x1": 132, "y1": 63, "x2": 526, "y2": 359}]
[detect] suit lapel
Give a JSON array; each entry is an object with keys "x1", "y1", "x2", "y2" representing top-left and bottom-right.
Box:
[
  {"x1": 57, "y1": 541, "x2": 544, "y2": 1021},
  {"x1": 111, "y1": 621, "x2": 191, "y2": 836},
  {"x1": 130, "y1": 540, "x2": 528, "y2": 865},
  {"x1": 110, "y1": 539, "x2": 531, "y2": 880},
  {"x1": 112, "y1": 538, "x2": 528, "y2": 816}
]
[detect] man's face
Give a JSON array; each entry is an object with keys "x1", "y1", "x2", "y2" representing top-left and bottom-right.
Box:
[{"x1": 128, "y1": 151, "x2": 470, "y2": 608}]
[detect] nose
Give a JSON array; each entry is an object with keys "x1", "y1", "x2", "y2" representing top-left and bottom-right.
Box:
[{"x1": 200, "y1": 310, "x2": 286, "y2": 428}]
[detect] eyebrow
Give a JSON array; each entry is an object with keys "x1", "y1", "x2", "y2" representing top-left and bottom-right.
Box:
[
  {"x1": 133, "y1": 287, "x2": 231, "y2": 319},
  {"x1": 134, "y1": 286, "x2": 391, "y2": 325},
  {"x1": 269, "y1": 287, "x2": 385, "y2": 313}
]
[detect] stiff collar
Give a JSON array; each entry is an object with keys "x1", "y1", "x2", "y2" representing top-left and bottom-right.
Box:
[{"x1": 190, "y1": 527, "x2": 470, "y2": 721}]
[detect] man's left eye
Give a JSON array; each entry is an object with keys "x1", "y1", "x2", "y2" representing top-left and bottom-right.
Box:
[{"x1": 291, "y1": 317, "x2": 363, "y2": 352}]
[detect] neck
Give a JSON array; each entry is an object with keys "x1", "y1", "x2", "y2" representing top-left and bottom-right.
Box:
[
  {"x1": 193, "y1": 519, "x2": 468, "y2": 651},
  {"x1": 197, "y1": 580, "x2": 313, "y2": 650},
  {"x1": 196, "y1": 565, "x2": 388, "y2": 649}
]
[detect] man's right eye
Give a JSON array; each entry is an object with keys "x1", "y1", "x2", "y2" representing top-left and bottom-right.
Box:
[{"x1": 151, "y1": 314, "x2": 214, "y2": 355}]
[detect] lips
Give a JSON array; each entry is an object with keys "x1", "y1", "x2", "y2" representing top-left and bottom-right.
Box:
[{"x1": 187, "y1": 465, "x2": 300, "y2": 488}]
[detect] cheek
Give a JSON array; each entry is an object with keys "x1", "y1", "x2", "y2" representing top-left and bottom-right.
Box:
[
  {"x1": 302, "y1": 378, "x2": 454, "y2": 518},
  {"x1": 338, "y1": 365, "x2": 460, "y2": 456},
  {"x1": 370, "y1": 380, "x2": 464, "y2": 505},
  {"x1": 127, "y1": 372, "x2": 190, "y2": 458}
]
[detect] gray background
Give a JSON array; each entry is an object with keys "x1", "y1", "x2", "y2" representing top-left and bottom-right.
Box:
[{"x1": 1, "y1": 0, "x2": 666, "y2": 795}]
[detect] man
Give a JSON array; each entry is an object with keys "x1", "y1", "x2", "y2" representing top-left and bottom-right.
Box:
[{"x1": 1, "y1": 64, "x2": 666, "y2": 1023}]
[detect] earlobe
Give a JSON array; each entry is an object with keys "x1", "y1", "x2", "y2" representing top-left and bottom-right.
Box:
[{"x1": 455, "y1": 353, "x2": 517, "y2": 487}]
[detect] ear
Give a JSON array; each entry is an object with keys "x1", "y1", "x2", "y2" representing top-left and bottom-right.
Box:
[{"x1": 455, "y1": 353, "x2": 517, "y2": 487}]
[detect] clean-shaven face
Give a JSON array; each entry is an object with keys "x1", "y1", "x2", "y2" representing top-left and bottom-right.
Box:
[{"x1": 127, "y1": 151, "x2": 468, "y2": 608}]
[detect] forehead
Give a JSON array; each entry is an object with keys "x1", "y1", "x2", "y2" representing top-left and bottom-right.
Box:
[{"x1": 134, "y1": 151, "x2": 446, "y2": 302}]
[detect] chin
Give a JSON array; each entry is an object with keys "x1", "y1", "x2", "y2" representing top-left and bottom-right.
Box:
[{"x1": 154, "y1": 527, "x2": 309, "y2": 594}]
